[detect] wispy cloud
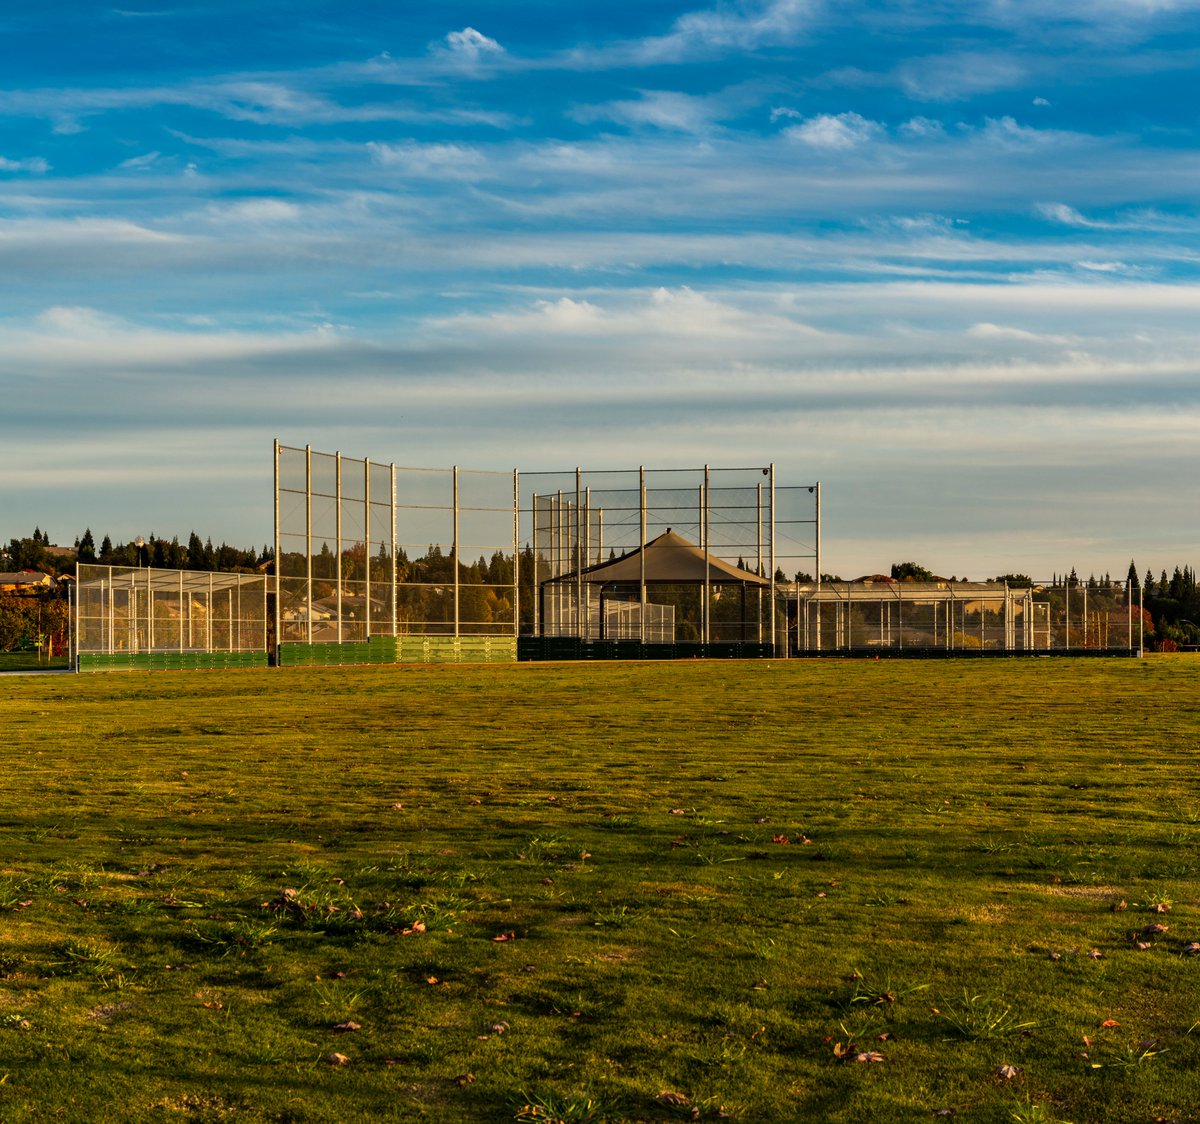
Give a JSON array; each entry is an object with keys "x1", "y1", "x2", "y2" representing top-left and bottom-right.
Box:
[
  {"x1": 0, "y1": 154, "x2": 49, "y2": 173},
  {"x1": 784, "y1": 111, "x2": 882, "y2": 148}
]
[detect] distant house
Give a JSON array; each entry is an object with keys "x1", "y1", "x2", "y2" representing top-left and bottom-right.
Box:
[{"x1": 0, "y1": 570, "x2": 56, "y2": 594}]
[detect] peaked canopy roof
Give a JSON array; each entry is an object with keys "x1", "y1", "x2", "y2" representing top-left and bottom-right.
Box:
[{"x1": 552, "y1": 529, "x2": 769, "y2": 587}]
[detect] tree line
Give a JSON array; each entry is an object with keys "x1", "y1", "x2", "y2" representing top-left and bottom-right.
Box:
[{"x1": 3, "y1": 527, "x2": 272, "y2": 577}]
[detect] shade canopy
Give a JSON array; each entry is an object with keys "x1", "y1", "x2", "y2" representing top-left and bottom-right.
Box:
[{"x1": 553, "y1": 529, "x2": 769, "y2": 587}]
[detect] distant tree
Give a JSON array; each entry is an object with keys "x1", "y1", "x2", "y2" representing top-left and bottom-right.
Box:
[
  {"x1": 994, "y1": 573, "x2": 1032, "y2": 587},
  {"x1": 187, "y1": 531, "x2": 208, "y2": 570},
  {"x1": 1068, "y1": 567, "x2": 1079, "y2": 588},
  {"x1": 891, "y1": 561, "x2": 935, "y2": 582},
  {"x1": 77, "y1": 528, "x2": 96, "y2": 563}
]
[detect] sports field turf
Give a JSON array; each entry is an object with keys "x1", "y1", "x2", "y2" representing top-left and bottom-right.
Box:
[{"x1": 1, "y1": 657, "x2": 1198, "y2": 1122}]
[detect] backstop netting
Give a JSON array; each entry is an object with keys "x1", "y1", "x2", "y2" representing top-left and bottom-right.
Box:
[{"x1": 75, "y1": 564, "x2": 269, "y2": 671}]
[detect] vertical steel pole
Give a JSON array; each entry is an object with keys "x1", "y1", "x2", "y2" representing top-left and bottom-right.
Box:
[
  {"x1": 639, "y1": 466, "x2": 647, "y2": 644},
  {"x1": 575, "y1": 467, "x2": 583, "y2": 641},
  {"x1": 179, "y1": 570, "x2": 184, "y2": 653},
  {"x1": 364, "y1": 457, "x2": 371, "y2": 641},
  {"x1": 453, "y1": 466, "x2": 460, "y2": 638},
  {"x1": 335, "y1": 452, "x2": 343, "y2": 644},
  {"x1": 583, "y1": 484, "x2": 591, "y2": 639},
  {"x1": 391, "y1": 464, "x2": 398, "y2": 638},
  {"x1": 769, "y1": 464, "x2": 776, "y2": 655},
  {"x1": 513, "y1": 469, "x2": 520, "y2": 641},
  {"x1": 813, "y1": 481, "x2": 821, "y2": 652},
  {"x1": 305, "y1": 444, "x2": 312, "y2": 644},
  {"x1": 703, "y1": 465, "x2": 710, "y2": 646},
  {"x1": 756, "y1": 483, "x2": 763, "y2": 645},
  {"x1": 273, "y1": 439, "x2": 281, "y2": 664},
  {"x1": 1139, "y1": 582, "x2": 1144, "y2": 656},
  {"x1": 532, "y1": 493, "x2": 540, "y2": 637},
  {"x1": 1066, "y1": 580, "x2": 1071, "y2": 651}
]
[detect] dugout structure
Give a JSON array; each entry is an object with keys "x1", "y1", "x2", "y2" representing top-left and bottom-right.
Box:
[
  {"x1": 790, "y1": 577, "x2": 1143, "y2": 656},
  {"x1": 75, "y1": 563, "x2": 269, "y2": 672},
  {"x1": 522, "y1": 465, "x2": 819, "y2": 658},
  {"x1": 274, "y1": 443, "x2": 820, "y2": 664}
]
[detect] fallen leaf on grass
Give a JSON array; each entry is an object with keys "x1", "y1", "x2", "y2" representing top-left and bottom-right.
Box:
[
  {"x1": 1142, "y1": 923, "x2": 1169, "y2": 936},
  {"x1": 1088, "y1": 949, "x2": 1103, "y2": 959},
  {"x1": 455, "y1": 1073, "x2": 475, "y2": 1086},
  {"x1": 390, "y1": 802, "x2": 404, "y2": 810},
  {"x1": 670, "y1": 808, "x2": 685, "y2": 815},
  {"x1": 657, "y1": 1091, "x2": 691, "y2": 1107},
  {"x1": 1151, "y1": 903, "x2": 1171, "y2": 914},
  {"x1": 492, "y1": 931, "x2": 517, "y2": 942},
  {"x1": 326, "y1": 1052, "x2": 350, "y2": 1066},
  {"x1": 996, "y1": 1064, "x2": 1023, "y2": 1080},
  {"x1": 1182, "y1": 942, "x2": 1200, "y2": 955},
  {"x1": 1136, "y1": 941, "x2": 1152, "y2": 951},
  {"x1": 425, "y1": 976, "x2": 439, "y2": 985},
  {"x1": 854, "y1": 1051, "x2": 885, "y2": 1063},
  {"x1": 1110, "y1": 900, "x2": 1127, "y2": 912},
  {"x1": 1100, "y1": 1019, "x2": 1119, "y2": 1029},
  {"x1": 333, "y1": 1021, "x2": 361, "y2": 1033}
]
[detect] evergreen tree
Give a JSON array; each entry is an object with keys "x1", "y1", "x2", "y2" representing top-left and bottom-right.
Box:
[
  {"x1": 187, "y1": 531, "x2": 207, "y2": 570},
  {"x1": 77, "y1": 528, "x2": 96, "y2": 563}
]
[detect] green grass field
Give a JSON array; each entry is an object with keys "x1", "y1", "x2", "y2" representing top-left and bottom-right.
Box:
[{"x1": 1, "y1": 657, "x2": 1199, "y2": 1123}]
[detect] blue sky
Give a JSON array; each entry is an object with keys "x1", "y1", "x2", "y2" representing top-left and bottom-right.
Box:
[{"x1": 2, "y1": 0, "x2": 1199, "y2": 578}]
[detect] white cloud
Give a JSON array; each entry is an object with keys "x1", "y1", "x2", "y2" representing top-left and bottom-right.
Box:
[
  {"x1": 1035, "y1": 201, "x2": 1106, "y2": 228},
  {"x1": 438, "y1": 27, "x2": 505, "y2": 64},
  {"x1": 595, "y1": 0, "x2": 818, "y2": 65},
  {"x1": 897, "y1": 51, "x2": 1027, "y2": 101},
  {"x1": 898, "y1": 116, "x2": 944, "y2": 139},
  {"x1": 977, "y1": 115, "x2": 1068, "y2": 150},
  {"x1": 785, "y1": 111, "x2": 882, "y2": 149},
  {"x1": 0, "y1": 154, "x2": 50, "y2": 173},
  {"x1": 117, "y1": 151, "x2": 162, "y2": 171},
  {"x1": 1075, "y1": 260, "x2": 1133, "y2": 273},
  {"x1": 573, "y1": 90, "x2": 724, "y2": 133},
  {"x1": 366, "y1": 141, "x2": 486, "y2": 178},
  {"x1": 1032, "y1": 96, "x2": 1052, "y2": 106}
]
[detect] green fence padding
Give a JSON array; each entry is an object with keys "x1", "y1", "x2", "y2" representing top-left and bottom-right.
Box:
[
  {"x1": 77, "y1": 651, "x2": 268, "y2": 673},
  {"x1": 279, "y1": 636, "x2": 517, "y2": 667},
  {"x1": 516, "y1": 638, "x2": 778, "y2": 662}
]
